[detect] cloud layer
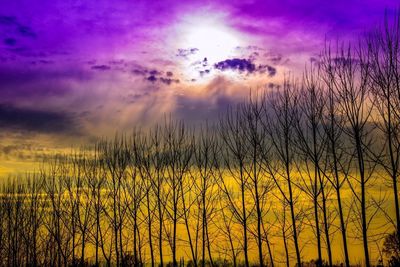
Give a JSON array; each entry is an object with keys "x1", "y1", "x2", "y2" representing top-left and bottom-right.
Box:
[
  {"x1": 0, "y1": 0, "x2": 398, "y2": 161},
  {"x1": 0, "y1": 103, "x2": 78, "y2": 134}
]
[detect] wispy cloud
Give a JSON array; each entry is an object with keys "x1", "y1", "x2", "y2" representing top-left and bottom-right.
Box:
[{"x1": 176, "y1": 48, "x2": 199, "y2": 58}]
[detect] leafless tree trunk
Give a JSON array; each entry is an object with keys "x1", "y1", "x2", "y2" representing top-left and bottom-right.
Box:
[
  {"x1": 146, "y1": 125, "x2": 167, "y2": 267},
  {"x1": 242, "y1": 94, "x2": 275, "y2": 267},
  {"x1": 366, "y1": 11, "x2": 400, "y2": 245},
  {"x1": 125, "y1": 132, "x2": 146, "y2": 266},
  {"x1": 135, "y1": 131, "x2": 158, "y2": 267},
  {"x1": 294, "y1": 64, "x2": 335, "y2": 266},
  {"x1": 194, "y1": 124, "x2": 220, "y2": 267},
  {"x1": 320, "y1": 48, "x2": 352, "y2": 267},
  {"x1": 262, "y1": 80, "x2": 302, "y2": 266},
  {"x1": 163, "y1": 120, "x2": 194, "y2": 267},
  {"x1": 85, "y1": 144, "x2": 107, "y2": 267},
  {"x1": 322, "y1": 45, "x2": 376, "y2": 266},
  {"x1": 100, "y1": 137, "x2": 130, "y2": 266},
  {"x1": 219, "y1": 107, "x2": 251, "y2": 267}
]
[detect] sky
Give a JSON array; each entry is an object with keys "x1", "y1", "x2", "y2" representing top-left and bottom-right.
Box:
[{"x1": 0, "y1": 0, "x2": 399, "y2": 173}]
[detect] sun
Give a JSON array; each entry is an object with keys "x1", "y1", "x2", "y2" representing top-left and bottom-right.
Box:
[
  {"x1": 184, "y1": 25, "x2": 240, "y2": 63},
  {"x1": 174, "y1": 13, "x2": 243, "y2": 81}
]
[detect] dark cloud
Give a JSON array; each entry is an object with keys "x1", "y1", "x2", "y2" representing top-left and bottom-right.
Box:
[
  {"x1": 159, "y1": 77, "x2": 179, "y2": 85},
  {"x1": 145, "y1": 74, "x2": 179, "y2": 85},
  {"x1": 3, "y1": 37, "x2": 16, "y2": 46},
  {"x1": 88, "y1": 61, "x2": 171, "y2": 78},
  {"x1": 131, "y1": 65, "x2": 178, "y2": 86},
  {"x1": 214, "y1": 58, "x2": 277, "y2": 77},
  {"x1": 0, "y1": 67, "x2": 91, "y2": 100},
  {"x1": 0, "y1": 15, "x2": 36, "y2": 38},
  {"x1": 36, "y1": 59, "x2": 53, "y2": 64},
  {"x1": 191, "y1": 57, "x2": 208, "y2": 68},
  {"x1": 258, "y1": 64, "x2": 277, "y2": 77},
  {"x1": 91, "y1": 64, "x2": 111, "y2": 71},
  {"x1": 249, "y1": 52, "x2": 259, "y2": 61},
  {"x1": 176, "y1": 48, "x2": 199, "y2": 58},
  {"x1": 147, "y1": 75, "x2": 157, "y2": 82},
  {"x1": 264, "y1": 53, "x2": 284, "y2": 64},
  {"x1": 149, "y1": 69, "x2": 161, "y2": 76},
  {"x1": 0, "y1": 103, "x2": 78, "y2": 134},
  {"x1": 199, "y1": 69, "x2": 210, "y2": 77},
  {"x1": 0, "y1": 15, "x2": 17, "y2": 25},
  {"x1": 214, "y1": 58, "x2": 256, "y2": 73},
  {"x1": 132, "y1": 68, "x2": 147, "y2": 76},
  {"x1": 131, "y1": 65, "x2": 168, "y2": 77},
  {"x1": 190, "y1": 58, "x2": 210, "y2": 77},
  {"x1": 17, "y1": 25, "x2": 36, "y2": 38}
]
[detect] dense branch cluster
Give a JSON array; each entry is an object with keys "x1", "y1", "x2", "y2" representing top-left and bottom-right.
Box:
[{"x1": 1, "y1": 12, "x2": 400, "y2": 267}]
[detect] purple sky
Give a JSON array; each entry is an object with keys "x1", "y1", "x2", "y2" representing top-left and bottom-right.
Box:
[{"x1": 0, "y1": 0, "x2": 399, "y2": 165}]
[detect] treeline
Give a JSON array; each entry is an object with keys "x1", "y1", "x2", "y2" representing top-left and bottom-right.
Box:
[{"x1": 1, "y1": 12, "x2": 400, "y2": 267}]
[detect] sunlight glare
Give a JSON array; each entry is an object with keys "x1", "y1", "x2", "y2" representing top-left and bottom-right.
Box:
[
  {"x1": 184, "y1": 25, "x2": 240, "y2": 62},
  {"x1": 175, "y1": 13, "x2": 243, "y2": 82}
]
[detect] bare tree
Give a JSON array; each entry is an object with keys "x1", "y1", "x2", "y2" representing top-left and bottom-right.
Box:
[
  {"x1": 43, "y1": 156, "x2": 74, "y2": 266},
  {"x1": 218, "y1": 196, "x2": 240, "y2": 267},
  {"x1": 145, "y1": 125, "x2": 168, "y2": 267},
  {"x1": 273, "y1": 196, "x2": 291, "y2": 267},
  {"x1": 84, "y1": 144, "x2": 108, "y2": 266},
  {"x1": 99, "y1": 137, "x2": 130, "y2": 266},
  {"x1": 294, "y1": 64, "x2": 335, "y2": 266},
  {"x1": 163, "y1": 120, "x2": 194, "y2": 267},
  {"x1": 194, "y1": 124, "x2": 220, "y2": 267},
  {"x1": 135, "y1": 131, "x2": 158, "y2": 267},
  {"x1": 218, "y1": 106, "x2": 251, "y2": 267},
  {"x1": 323, "y1": 44, "x2": 377, "y2": 266},
  {"x1": 318, "y1": 50, "x2": 353, "y2": 267},
  {"x1": 124, "y1": 132, "x2": 146, "y2": 265},
  {"x1": 242, "y1": 94, "x2": 275, "y2": 267},
  {"x1": 262, "y1": 80, "x2": 302, "y2": 266},
  {"x1": 366, "y1": 11, "x2": 400, "y2": 245}
]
